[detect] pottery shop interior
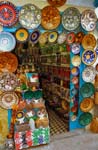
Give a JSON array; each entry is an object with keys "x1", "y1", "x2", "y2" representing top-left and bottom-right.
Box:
[{"x1": 0, "y1": 0, "x2": 98, "y2": 150}]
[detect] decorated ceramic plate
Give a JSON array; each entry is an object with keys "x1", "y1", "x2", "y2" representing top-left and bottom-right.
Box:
[
  {"x1": 82, "y1": 66, "x2": 96, "y2": 82},
  {"x1": 48, "y1": 31, "x2": 58, "y2": 43},
  {"x1": 0, "y1": 52, "x2": 18, "y2": 73},
  {"x1": 71, "y1": 76, "x2": 78, "y2": 85},
  {"x1": 38, "y1": 32, "x2": 49, "y2": 45},
  {"x1": 75, "y1": 31, "x2": 85, "y2": 44},
  {"x1": 15, "y1": 28, "x2": 29, "y2": 43},
  {"x1": 71, "y1": 67, "x2": 79, "y2": 76},
  {"x1": 80, "y1": 82, "x2": 95, "y2": 98},
  {"x1": 0, "y1": 1, "x2": 18, "y2": 27},
  {"x1": 82, "y1": 34, "x2": 96, "y2": 49},
  {"x1": 62, "y1": 7, "x2": 81, "y2": 31},
  {"x1": 80, "y1": 98, "x2": 94, "y2": 112},
  {"x1": 0, "y1": 72, "x2": 18, "y2": 91},
  {"x1": 41, "y1": 6, "x2": 60, "y2": 30},
  {"x1": 0, "y1": 32, "x2": 16, "y2": 52},
  {"x1": 19, "y1": 4, "x2": 41, "y2": 29},
  {"x1": 82, "y1": 49, "x2": 97, "y2": 66},
  {"x1": 66, "y1": 32, "x2": 75, "y2": 44},
  {"x1": 0, "y1": 91, "x2": 19, "y2": 109},
  {"x1": 71, "y1": 55, "x2": 81, "y2": 67},
  {"x1": 81, "y1": 9, "x2": 97, "y2": 31},
  {"x1": 48, "y1": 0, "x2": 66, "y2": 7},
  {"x1": 30, "y1": 30, "x2": 40, "y2": 44},
  {"x1": 79, "y1": 112, "x2": 93, "y2": 126},
  {"x1": 57, "y1": 32, "x2": 67, "y2": 44},
  {"x1": 71, "y1": 43, "x2": 80, "y2": 54}
]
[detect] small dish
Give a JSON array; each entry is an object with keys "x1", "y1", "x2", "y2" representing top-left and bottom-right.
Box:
[
  {"x1": 71, "y1": 43, "x2": 80, "y2": 54},
  {"x1": 71, "y1": 55, "x2": 81, "y2": 67}
]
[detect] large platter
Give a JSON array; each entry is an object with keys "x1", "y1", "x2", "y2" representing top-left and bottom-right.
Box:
[
  {"x1": 82, "y1": 49, "x2": 97, "y2": 66},
  {"x1": 19, "y1": 4, "x2": 41, "y2": 29},
  {"x1": 0, "y1": 32, "x2": 16, "y2": 52},
  {"x1": 82, "y1": 34, "x2": 96, "y2": 49},
  {"x1": 62, "y1": 7, "x2": 81, "y2": 31},
  {"x1": 82, "y1": 66, "x2": 96, "y2": 82},
  {"x1": 81, "y1": 9, "x2": 97, "y2": 31},
  {"x1": 41, "y1": 6, "x2": 60, "y2": 30},
  {"x1": 0, "y1": 91, "x2": 19, "y2": 109},
  {"x1": 80, "y1": 98, "x2": 94, "y2": 112},
  {"x1": 0, "y1": 1, "x2": 18, "y2": 27},
  {"x1": 0, "y1": 52, "x2": 18, "y2": 73},
  {"x1": 0, "y1": 72, "x2": 18, "y2": 91}
]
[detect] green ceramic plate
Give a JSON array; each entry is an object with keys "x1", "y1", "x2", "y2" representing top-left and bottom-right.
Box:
[{"x1": 79, "y1": 112, "x2": 93, "y2": 126}]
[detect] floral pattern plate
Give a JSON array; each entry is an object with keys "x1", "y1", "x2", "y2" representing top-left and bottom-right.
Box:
[
  {"x1": 82, "y1": 66, "x2": 96, "y2": 82},
  {"x1": 0, "y1": 72, "x2": 18, "y2": 91},
  {"x1": 62, "y1": 7, "x2": 81, "y2": 31},
  {"x1": 82, "y1": 49, "x2": 97, "y2": 66},
  {"x1": 0, "y1": 91, "x2": 19, "y2": 109},
  {"x1": 0, "y1": 1, "x2": 18, "y2": 27},
  {"x1": 19, "y1": 4, "x2": 41, "y2": 29},
  {"x1": 81, "y1": 9, "x2": 97, "y2": 32}
]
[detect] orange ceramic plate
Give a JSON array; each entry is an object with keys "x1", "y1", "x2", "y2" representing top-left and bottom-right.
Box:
[
  {"x1": 48, "y1": 0, "x2": 66, "y2": 7},
  {"x1": 41, "y1": 6, "x2": 61, "y2": 30}
]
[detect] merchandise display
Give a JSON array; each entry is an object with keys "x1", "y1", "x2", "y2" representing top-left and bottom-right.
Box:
[{"x1": 0, "y1": 1, "x2": 98, "y2": 149}]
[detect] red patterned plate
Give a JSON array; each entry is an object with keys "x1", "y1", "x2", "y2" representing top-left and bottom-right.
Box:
[
  {"x1": 0, "y1": 1, "x2": 18, "y2": 27},
  {"x1": 48, "y1": 0, "x2": 66, "y2": 7}
]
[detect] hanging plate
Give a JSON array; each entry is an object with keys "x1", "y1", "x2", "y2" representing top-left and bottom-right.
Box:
[
  {"x1": 15, "y1": 28, "x2": 29, "y2": 43},
  {"x1": 80, "y1": 98, "x2": 94, "y2": 112},
  {"x1": 30, "y1": 30, "x2": 40, "y2": 44},
  {"x1": 71, "y1": 67, "x2": 79, "y2": 76},
  {"x1": 19, "y1": 4, "x2": 41, "y2": 29},
  {"x1": 62, "y1": 7, "x2": 81, "y2": 31},
  {"x1": 0, "y1": 32, "x2": 16, "y2": 52},
  {"x1": 41, "y1": 6, "x2": 60, "y2": 30},
  {"x1": 66, "y1": 32, "x2": 75, "y2": 44},
  {"x1": 48, "y1": 31, "x2": 58, "y2": 43},
  {"x1": 71, "y1": 43, "x2": 80, "y2": 54},
  {"x1": 82, "y1": 49, "x2": 97, "y2": 66},
  {"x1": 80, "y1": 82, "x2": 95, "y2": 98},
  {"x1": 75, "y1": 31, "x2": 85, "y2": 44},
  {"x1": 71, "y1": 55, "x2": 81, "y2": 67},
  {"x1": 0, "y1": 91, "x2": 19, "y2": 109},
  {"x1": 82, "y1": 66, "x2": 96, "y2": 82},
  {"x1": 38, "y1": 32, "x2": 49, "y2": 45},
  {"x1": 0, "y1": 1, "x2": 18, "y2": 27},
  {"x1": 0, "y1": 52, "x2": 18, "y2": 73},
  {"x1": 82, "y1": 34, "x2": 96, "y2": 49},
  {"x1": 47, "y1": 0, "x2": 66, "y2": 7},
  {"x1": 57, "y1": 32, "x2": 67, "y2": 44},
  {"x1": 81, "y1": 9, "x2": 97, "y2": 32},
  {"x1": 79, "y1": 112, "x2": 93, "y2": 126},
  {"x1": 0, "y1": 72, "x2": 18, "y2": 91}
]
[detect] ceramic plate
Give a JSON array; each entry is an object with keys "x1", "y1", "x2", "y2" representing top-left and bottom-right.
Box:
[
  {"x1": 66, "y1": 32, "x2": 75, "y2": 44},
  {"x1": 0, "y1": 91, "x2": 19, "y2": 109},
  {"x1": 82, "y1": 66, "x2": 96, "y2": 82},
  {"x1": 80, "y1": 82, "x2": 95, "y2": 98},
  {"x1": 82, "y1": 49, "x2": 97, "y2": 66},
  {"x1": 0, "y1": 52, "x2": 18, "y2": 73},
  {"x1": 48, "y1": 31, "x2": 58, "y2": 43},
  {"x1": 57, "y1": 32, "x2": 67, "y2": 44},
  {"x1": 80, "y1": 98, "x2": 94, "y2": 112},
  {"x1": 79, "y1": 112, "x2": 93, "y2": 126},
  {"x1": 0, "y1": 72, "x2": 18, "y2": 91},
  {"x1": 62, "y1": 7, "x2": 81, "y2": 31},
  {"x1": 82, "y1": 34, "x2": 96, "y2": 49},
  {"x1": 48, "y1": 0, "x2": 66, "y2": 7},
  {"x1": 15, "y1": 28, "x2": 29, "y2": 43},
  {"x1": 71, "y1": 43, "x2": 80, "y2": 54},
  {"x1": 71, "y1": 67, "x2": 79, "y2": 76},
  {"x1": 0, "y1": 32, "x2": 16, "y2": 52},
  {"x1": 81, "y1": 9, "x2": 97, "y2": 31},
  {"x1": 19, "y1": 4, "x2": 41, "y2": 29},
  {"x1": 41, "y1": 6, "x2": 60, "y2": 30},
  {"x1": 38, "y1": 32, "x2": 49, "y2": 45},
  {"x1": 0, "y1": 1, "x2": 18, "y2": 27},
  {"x1": 75, "y1": 31, "x2": 85, "y2": 43},
  {"x1": 71, "y1": 55, "x2": 81, "y2": 67},
  {"x1": 30, "y1": 30, "x2": 40, "y2": 44}
]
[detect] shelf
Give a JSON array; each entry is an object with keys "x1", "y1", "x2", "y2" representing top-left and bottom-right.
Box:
[{"x1": 41, "y1": 63, "x2": 70, "y2": 67}]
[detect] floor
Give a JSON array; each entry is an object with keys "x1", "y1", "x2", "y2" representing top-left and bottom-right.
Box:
[{"x1": 47, "y1": 108, "x2": 68, "y2": 136}]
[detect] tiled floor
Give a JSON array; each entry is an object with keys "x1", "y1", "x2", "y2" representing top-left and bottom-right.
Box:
[{"x1": 47, "y1": 107, "x2": 68, "y2": 136}]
